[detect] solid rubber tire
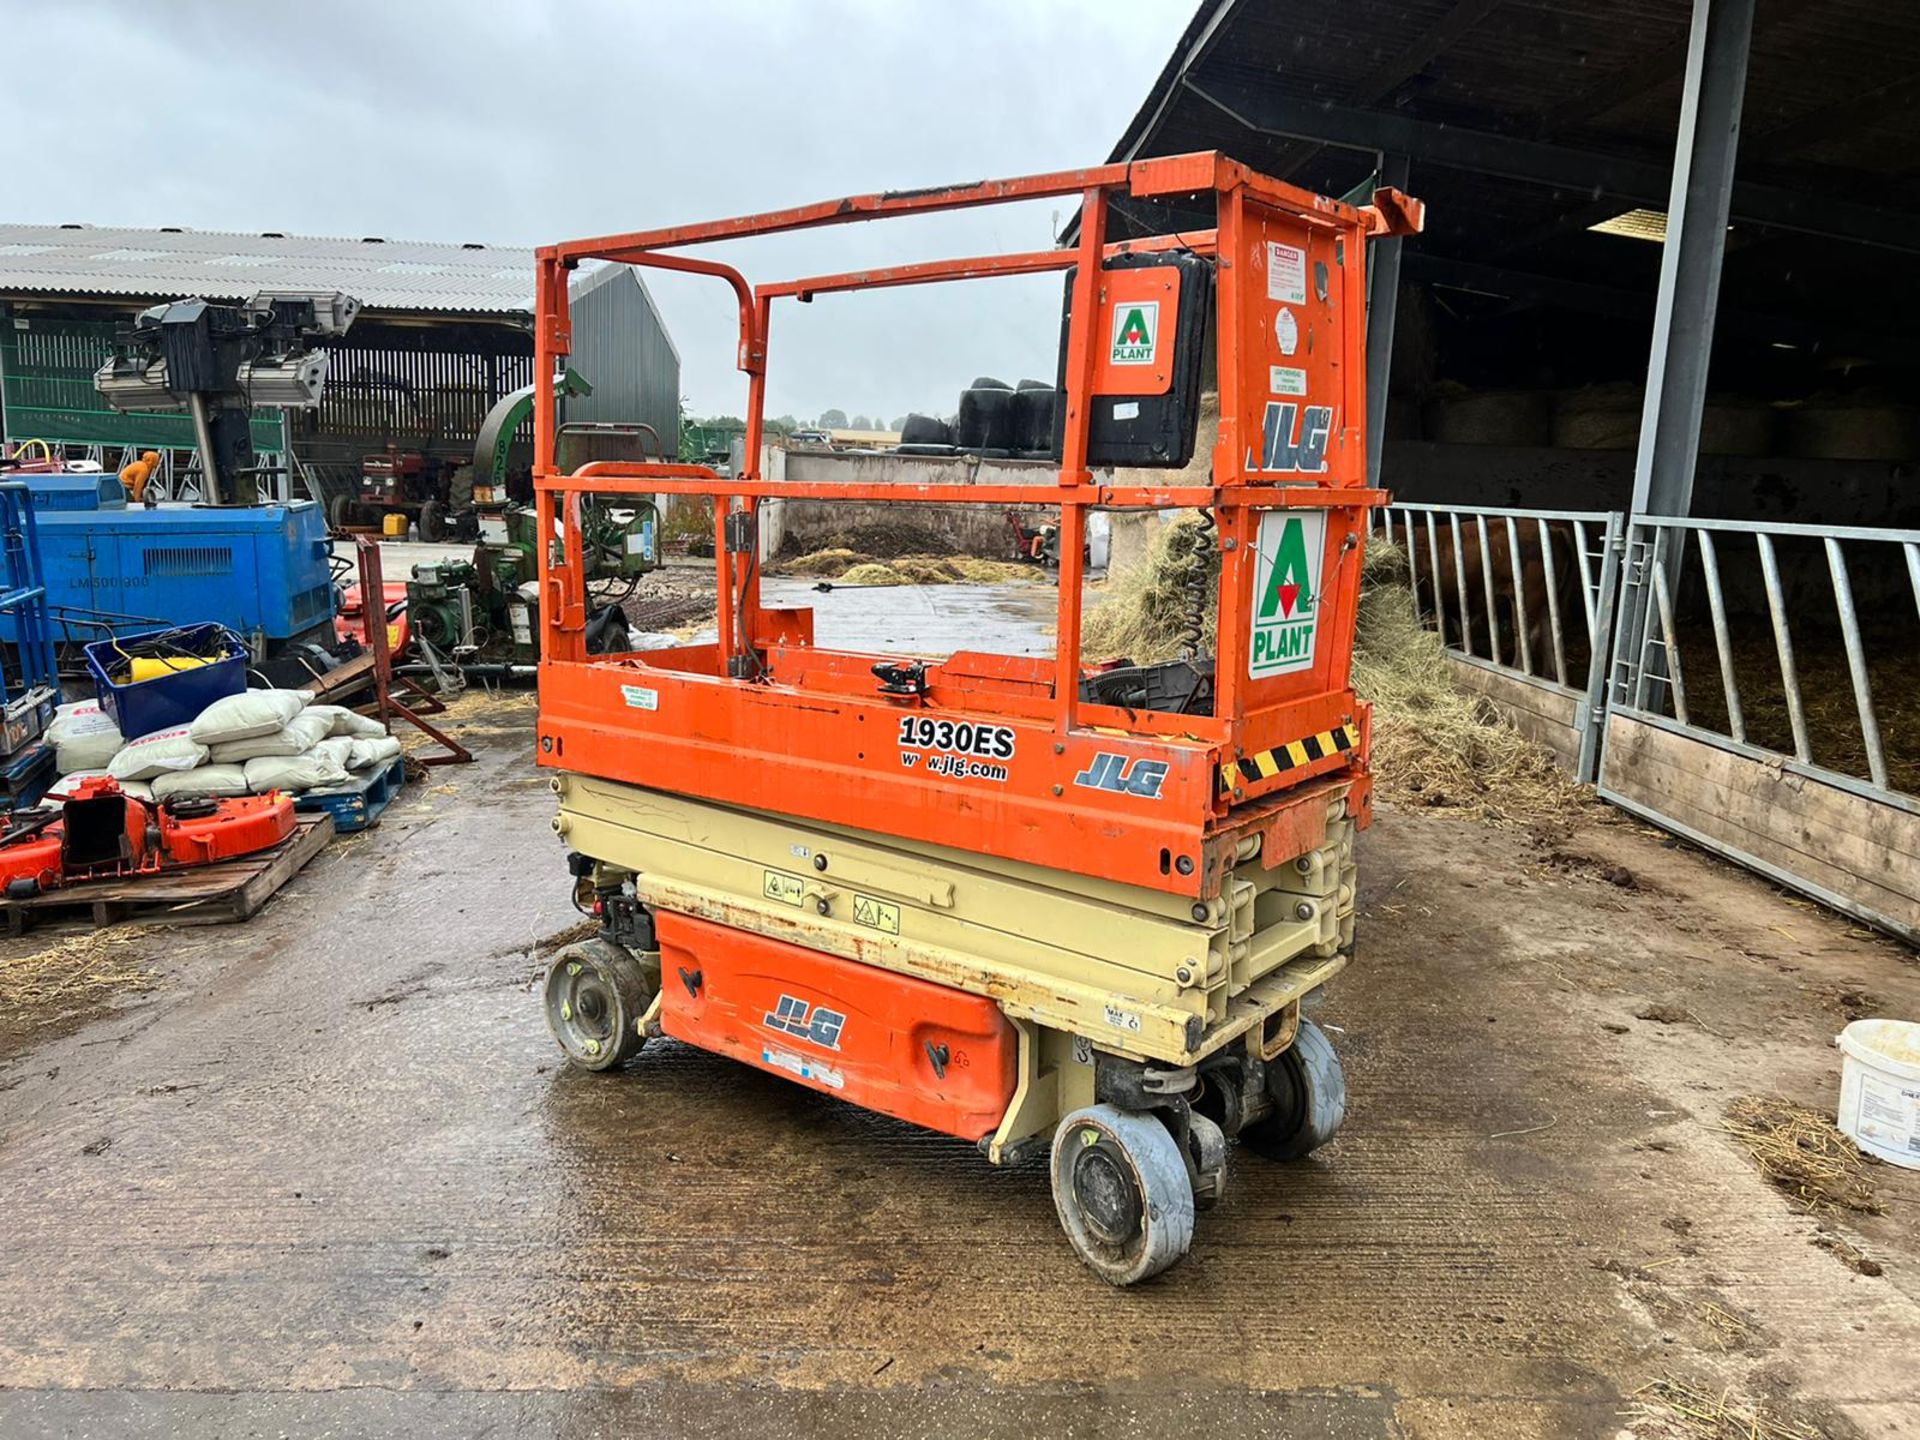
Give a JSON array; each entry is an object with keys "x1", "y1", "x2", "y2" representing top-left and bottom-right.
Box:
[
  {"x1": 1050, "y1": 1103, "x2": 1195, "y2": 1285},
  {"x1": 1240, "y1": 1017, "x2": 1346, "y2": 1160},
  {"x1": 543, "y1": 938, "x2": 650, "y2": 1071}
]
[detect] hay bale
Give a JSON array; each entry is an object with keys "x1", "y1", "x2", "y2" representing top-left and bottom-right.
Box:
[
  {"x1": 1784, "y1": 401, "x2": 1920, "y2": 461},
  {"x1": 1082, "y1": 511, "x2": 1217, "y2": 663},
  {"x1": 1424, "y1": 389, "x2": 1552, "y2": 446}
]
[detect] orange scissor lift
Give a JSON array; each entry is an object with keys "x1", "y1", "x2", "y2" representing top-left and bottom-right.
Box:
[{"x1": 533, "y1": 153, "x2": 1422, "y2": 1283}]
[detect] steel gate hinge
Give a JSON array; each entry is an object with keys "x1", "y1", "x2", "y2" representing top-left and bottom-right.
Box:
[{"x1": 723, "y1": 511, "x2": 756, "y2": 554}]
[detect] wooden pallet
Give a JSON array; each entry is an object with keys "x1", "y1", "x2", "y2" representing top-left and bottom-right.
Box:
[
  {"x1": 1, "y1": 814, "x2": 335, "y2": 935},
  {"x1": 294, "y1": 756, "x2": 406, "y2": 834}
]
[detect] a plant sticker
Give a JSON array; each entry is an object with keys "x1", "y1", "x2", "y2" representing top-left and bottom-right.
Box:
[
  {"x1": 1249, "y1": 510, "x2": 1326, "y2": 678},
  {"x1": 1109, "y1": 301, "x2": 1158, "y2": 365}
]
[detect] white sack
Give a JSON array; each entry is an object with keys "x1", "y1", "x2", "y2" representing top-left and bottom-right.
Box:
[
  {"x1": 151, "y1": 764, "x2": 251, "y2": 801},
  {"x1": 188, "y1": 688, "x2": 312, "y2": 746},
  {"x1": 304, "y1": 705, "x2": 387, "y2": 740},
  {"x1": 348, "y1": 735, "x2": 403, "y2": 771},
  {"x1": 108, "y1": 725, "x2": 209, "y2": 781},
  {"x1": 209, "y1": 708, "x2": 333, "y2": 764},
  {"x1": 47, "y1": 700, "x2": 124, "y2": 774},
  {"x1": 245, "y1": 748, "x2": 349, "y2": 795}
]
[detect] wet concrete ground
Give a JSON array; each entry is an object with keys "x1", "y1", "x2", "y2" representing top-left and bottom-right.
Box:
[{"x1": 2, "y1": 589, "x2": 1917, "y2": 1437}]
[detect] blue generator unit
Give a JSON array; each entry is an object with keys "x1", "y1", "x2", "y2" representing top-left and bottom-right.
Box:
[{"x1": 1, "y1": 473, "x2": 336, "y2": 655}]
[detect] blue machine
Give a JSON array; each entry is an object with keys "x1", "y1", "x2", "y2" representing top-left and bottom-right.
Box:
[
  {"x1": 0, "y1": 480, "x2": 61, "y2": 807},
  {"x1": 0, "y1": 474, "x2": 335, "y2": 654}
]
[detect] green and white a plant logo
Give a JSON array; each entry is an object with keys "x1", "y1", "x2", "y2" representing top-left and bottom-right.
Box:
[
  {"x1": 1109, "y1": 301, "x2": 1159, "y2": 365},
  {"x1": 1248, "y1": 510, "x2": 1327, "y2": 677}
]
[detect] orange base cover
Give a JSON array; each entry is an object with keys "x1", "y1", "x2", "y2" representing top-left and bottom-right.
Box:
[{"x1": 656, "y1": 911, "x2": 1018, "y2": 1141}]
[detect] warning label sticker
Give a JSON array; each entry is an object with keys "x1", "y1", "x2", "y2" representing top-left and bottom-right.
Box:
[
  {"x1": 1270, "y1": 366, "x2": 1308, "y2": 397},
  {"x1": 1249, "y1": 509, "x2": 1327, "y2": 678},
  {"x1": 1267, "y1": 241, "x2": 1307, "y2": 305},
  {"x1": 763, "y1": 870, "x2": 805, "y2": 907},
  {"x1": 853, "y1": 894, "x2": 901, "y2": 935}
]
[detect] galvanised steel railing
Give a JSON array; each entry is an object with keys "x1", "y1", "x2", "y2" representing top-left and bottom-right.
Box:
[
  {"x1": 1370, "y1": 501, "x2": 1624, "y2": 780},
  {"x1": 1608, "y1": 514, "x2": 1920, "y2": 809}
]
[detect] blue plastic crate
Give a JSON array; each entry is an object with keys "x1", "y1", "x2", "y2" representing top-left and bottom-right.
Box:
[
  {"x1": 84, "y1": 624, "x2": 248, "y2": 739},
  {"x1": 293, "y1": 755, "x2": 407, "y2": 834}
]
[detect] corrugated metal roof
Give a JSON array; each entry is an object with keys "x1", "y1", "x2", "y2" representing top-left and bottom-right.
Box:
[{"x1": 0, "y1": 223, "x2": 535, "y2": 316}]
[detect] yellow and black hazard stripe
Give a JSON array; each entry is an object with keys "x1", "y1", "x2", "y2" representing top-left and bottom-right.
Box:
[{"x1": 1219, "y1": 723, "x2": 1358, "y2": 794}]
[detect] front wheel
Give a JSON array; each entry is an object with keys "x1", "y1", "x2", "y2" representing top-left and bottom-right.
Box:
[
  {"x1": 1239, "y1": 1017, "x2": 1346, "y2": 1160},
  {"x1": 542, "y1": 937, "x2": 651, "y2": 1071},
  {"x1": 1050, "y1": 1103, "x2": 1194, "y2": 1285},
  {"x1": 418, "y1": 500, "x2": 446, "y2": 543}
]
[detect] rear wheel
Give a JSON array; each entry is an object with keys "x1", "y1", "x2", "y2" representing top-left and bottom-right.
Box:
[
  {"x1": 1239, "y1": 1017, "x2": 1346, "y2": 1160},
  {"x1": 418, "y1": 500, "x2": 446, "y2": 543},
  {"x1": 543, "y1": 937, "x2": 651, "y2": 1071},
  {"x1": 1050, "y1": 1103, "x2": 1194, "y2": 1285},
  {"x1": 327, "y1": 492, "x2": 356, "y2": 532}
]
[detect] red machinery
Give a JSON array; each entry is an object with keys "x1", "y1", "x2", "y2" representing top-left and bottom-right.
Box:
[
  {"x1": 0, "y1": 778, "x2": 295, "y2": 899},
  {"x1": 529, "y1": 153, "x2": 1422, "y2": 1282}
]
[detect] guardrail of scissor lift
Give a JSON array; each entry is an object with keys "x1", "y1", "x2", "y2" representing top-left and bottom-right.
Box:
[
  {"x1": 1368, "y1": 501, "x2": 1625, "y2": 781},
  {"x1": 1606, "y1": 513, "x2": 1920, "y2": 811}
]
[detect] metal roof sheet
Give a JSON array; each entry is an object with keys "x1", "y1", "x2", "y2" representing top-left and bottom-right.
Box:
[{"x1": 0, "y1": 223, "x2": 536, "y2": 316}]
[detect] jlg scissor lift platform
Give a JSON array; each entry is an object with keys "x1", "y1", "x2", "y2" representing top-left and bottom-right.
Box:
[{"x1": 532, "y1": 153, "x2": 1422, "y2": 1284}]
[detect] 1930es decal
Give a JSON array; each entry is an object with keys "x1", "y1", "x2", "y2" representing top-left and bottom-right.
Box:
[{"x1": 897, "y1": 716, "x2": 1015, "y2": 783}]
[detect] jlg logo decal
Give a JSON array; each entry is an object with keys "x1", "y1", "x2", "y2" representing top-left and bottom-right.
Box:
[
  {"x1": 764, "y1": 994, "x2": 846, "y2": 1051},
  {"x1": 1073, "y1": 752, "x2": 1169, "y2": 799},
  {"x1": 1251, "y1": 401, "x2": 1334, "y2": 474}
]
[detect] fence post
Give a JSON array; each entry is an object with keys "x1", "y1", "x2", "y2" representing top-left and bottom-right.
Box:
[{"x1": 1578, "y1": 511, "x2": 1627, "y2": 784}]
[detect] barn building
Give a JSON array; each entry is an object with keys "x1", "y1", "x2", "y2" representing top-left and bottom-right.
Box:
[
  {"x1": 1110, "y1": 0, "x2": 1920, "y2": 939},
  {"x1": 0, "y1": 223, "x2": 678, "y2": 504}
]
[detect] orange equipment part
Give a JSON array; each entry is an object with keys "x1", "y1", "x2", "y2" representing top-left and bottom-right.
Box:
[
  {"x1": 656, "y1": 911, "x2": 1019, "y2": 1142},
  {"x1": 157, "y1": 792, "x2": 297, "y2": 865},
  {"x1": 335, "y1": 579, "x2": 413, "y2": 659},
  {"x1": 531, "y1": 152, "x2": 1421, "y2": 901},
  {"x1": 0, "y1": 779, "x2": 296, "y2": 895}
]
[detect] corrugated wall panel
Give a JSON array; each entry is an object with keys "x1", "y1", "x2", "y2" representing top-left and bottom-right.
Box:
[{"x1": 564, "y1": 267, "x2": 680, "y2": 453}]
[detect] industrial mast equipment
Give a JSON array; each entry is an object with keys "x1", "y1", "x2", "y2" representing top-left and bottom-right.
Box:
[
  {"x1": 93, "y1": 289, "x2": 358, "y2": 506},
  {"x1": 532, "y1": 153, "x2": 1422, "y2": 1283}
]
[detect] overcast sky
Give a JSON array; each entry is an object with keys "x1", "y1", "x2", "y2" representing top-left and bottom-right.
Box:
[{"x1": 0, "y1": 0, "x2": 1195, "y2": 424}]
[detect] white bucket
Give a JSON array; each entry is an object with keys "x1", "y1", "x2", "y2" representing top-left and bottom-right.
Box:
[{"x1": 1836, "y1": 1019, "x2": 1920, "y2": 1170}]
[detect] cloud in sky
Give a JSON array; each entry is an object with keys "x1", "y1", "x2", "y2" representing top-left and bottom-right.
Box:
[{"x1": 0, "y1": 0, "x2": 1194, "y2": 421}]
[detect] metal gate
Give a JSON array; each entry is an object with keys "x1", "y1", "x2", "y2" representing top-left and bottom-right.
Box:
[
  {"x1": 1373, "y1": 502, "x2": 1623, "y2": 781},
  {"x1": 1598, "y1": 515, "x2": 1920, "y2": 944}
]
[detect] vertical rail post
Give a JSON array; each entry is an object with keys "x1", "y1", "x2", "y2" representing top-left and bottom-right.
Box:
[
  {"x1": 1824, "y1": 536, "x2": 1887, "y2": 789},
  {"x1": 1537, "y1": 516, "x2": 1568, "y2": 686},
  {"x1": 1574, "y1": 514, "x2": 1605, "y2": 633},
  {"x1": 1504, "y1": 514, "x2": 1534, "y2": 677},
  {"x1": 1577, "y1": 511, "x2": 1625, "y2": 784},
  {"x1": 1648, "y1": 532, "x2": 1689, "y2": 724},
  {"x1": 1052, "y1": 184, "x2": 1109, "y2": 733},
  {"x1": 1756, "y1": 532, "x2": 1812, "y2": 763},
  {"x1": 1695, "y1": 529, "x2": 1744, "y2": 743},
  {"x1": 1475, "y1": 514, "x2": 1501, "y2": 665},
  {"x1": 1424, "y1": 511, "x2": 1448, "y2": 647},
  {"x1": 1450, "y1": 512, "x2": 1472, "y2": 659}
]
